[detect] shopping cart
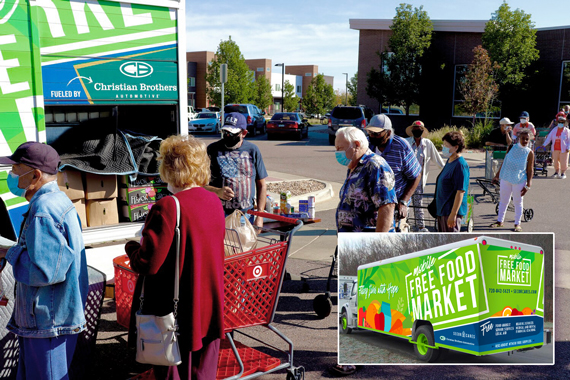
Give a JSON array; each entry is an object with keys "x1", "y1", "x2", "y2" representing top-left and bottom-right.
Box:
[
  {"x1": 217, "y1": 210, "x2": 305, "y2": 380},
  {"x1": 475, "y1": 178, "x2": 534, "y2": 222},
  {"x1": 534, "y1": 146, "x2": 550, "y2": 177}
]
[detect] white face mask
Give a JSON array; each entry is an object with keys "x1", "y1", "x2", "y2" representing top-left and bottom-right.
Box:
[
  {"x1": 520, "y1": 119, "x2": 527, "y2": 124},
  {"x1": 558, "y1": 123, "x2": 565, "y2": 128}
]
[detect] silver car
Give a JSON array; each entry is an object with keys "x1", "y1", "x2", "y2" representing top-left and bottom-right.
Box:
[{"x1": 188, "y1": 112, "x2": 220, "y2": 133}]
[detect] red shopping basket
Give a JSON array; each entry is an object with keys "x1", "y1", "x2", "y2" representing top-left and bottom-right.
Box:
[{"x1": 113, "y1": 254, "x2": 139, "y2": 329}]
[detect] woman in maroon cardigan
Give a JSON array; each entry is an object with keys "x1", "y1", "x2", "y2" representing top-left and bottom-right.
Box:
[{"x1": 125, "y1": 134, "x2": 225, "y2": 380}]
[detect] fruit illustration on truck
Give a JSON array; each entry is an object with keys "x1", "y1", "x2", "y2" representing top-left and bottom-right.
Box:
[{"x1": 339, "y1": 236, "x2": 545, "y2": 362}]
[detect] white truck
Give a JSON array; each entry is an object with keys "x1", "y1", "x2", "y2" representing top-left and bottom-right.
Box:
[{"x1": 340, "y1": 236, "x2": 549, "y2": 362}]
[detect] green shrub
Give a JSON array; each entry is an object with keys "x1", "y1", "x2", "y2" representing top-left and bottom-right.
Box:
[{"x1": 428, "y1": 121, "x2": 494, "y2": 150}]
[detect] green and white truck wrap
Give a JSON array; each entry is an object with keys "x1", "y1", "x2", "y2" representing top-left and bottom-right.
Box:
[
  {"x1": 0, "y1": 0, "x2": 186, "y2": 239},
  {"x1": 340, "y1": 236, "x2": 545, "y2": 362}
]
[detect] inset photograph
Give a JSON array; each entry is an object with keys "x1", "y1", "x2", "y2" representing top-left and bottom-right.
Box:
[{"x1": 338, "y1": 233, "x2": 553, "y2": 365}]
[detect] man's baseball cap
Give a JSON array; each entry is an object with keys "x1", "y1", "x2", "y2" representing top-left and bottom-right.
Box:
[
  {"x1": 519, "y1": 111, "x2": 530, "y2": 118},
  {"x1": 499, "y1": 117, "x2": 514, "y2": 124},
  {"x1": 221, "y1": 112, "x2": 247, "y2": 134},
  {"x1": 0, "y1": 142, "x2": 60, "y2": 174},
  {"x1": 365, "y1": 114, "x2": 392, "y2": 133}
]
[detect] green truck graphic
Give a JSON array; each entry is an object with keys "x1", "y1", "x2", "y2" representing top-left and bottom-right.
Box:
[{"x1": 340, "y1": 236, "x2": 545, "y2": 362}]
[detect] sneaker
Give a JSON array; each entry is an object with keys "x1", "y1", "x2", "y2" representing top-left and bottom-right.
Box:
[
  {"x1": 419, "y1": 227, "x2": 429, "y2": 232},
  {"x1": 553, "y1": 173, "x2": 560, "y2": 179},
  {"x1": 561, "y1": 174, "x2": 567, "y2": 179}
]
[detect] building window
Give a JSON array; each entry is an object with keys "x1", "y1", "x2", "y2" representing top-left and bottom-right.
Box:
[
  {"x1": 189, "y1": 77, "x2": 195, "y2": 87},
  {"x1": 305, "y1": 73, "x2": 312, "y2": 77},
  {"x1": 453, "y1": 64, "x2": 500, "y2": 118},
  {"x1": 275, "y1": 84, "x2": 281, "y2": 91},
  {"x1": 379, "y1": 52, "x2": 418, "y2": 115},
  {"x1": 559, "y1": 61, "x2": 570, "y2": 111},
  {"x1": 297, "y1": 86, "x2": 301, "y2": 93},
  {"x1": 267, "y1": 67, "x2": 270, "y2": 72},
  {"x1": 257, "y1": 67, "x2": 263, "y2": 72}
]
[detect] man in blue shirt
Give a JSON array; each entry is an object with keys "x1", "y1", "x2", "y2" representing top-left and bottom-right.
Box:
[
  {"x1": 0, "y1": 142, "x2": 88, "y2": 380},
  {"x1": 366, "y1": 114, "x2": 421, "y2": 220},
  {"x1": 334, "y1": 127, "x2": 397, "y2": 232}
]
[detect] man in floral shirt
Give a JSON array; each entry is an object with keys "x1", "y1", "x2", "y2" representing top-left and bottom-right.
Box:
[{"x1": 335, "y1": 127, "x2": 397, "y2": 232}]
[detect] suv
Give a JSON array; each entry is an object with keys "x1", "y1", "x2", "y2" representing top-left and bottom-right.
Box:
[
  {"x1": 327, "y1": 106, "x2": 367, "y2": 145},
  {"x1": 223, "y1": 104, "x2": 266, "y2": 136}
]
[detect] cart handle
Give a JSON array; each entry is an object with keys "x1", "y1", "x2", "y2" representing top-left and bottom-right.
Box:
[{"x1": 246, "y1": 210, "x2": 300, "y2": 225}]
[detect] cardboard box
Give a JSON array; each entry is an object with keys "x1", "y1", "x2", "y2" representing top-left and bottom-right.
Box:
[
  {"x1": 119, "y1": 186, "x2": 171, "y2": 206},
  {"x1": 57, "y1": 170, "x2": 84, "y2": 200},
  {"x1": 86, "y1": 199, "x2": 119, "y2": 227},
  {"x1": 120, "y1": 174, "x2": 166, "y2": 188},
  {"x1": 85, "y1": 173, "x2": 118, "y2": 200},
  {"x1": 72, "y1": 198, "x2": 87, "y2": 228},
  {"x1": 121, "y1": 202, "x2": 154, "y2": 222}
]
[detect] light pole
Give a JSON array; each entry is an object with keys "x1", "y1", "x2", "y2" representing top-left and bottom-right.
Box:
[
  {"x1": 343, "y1": 72, "x2": 348, "y2": 105},
  {"x1": 275, "y1": 63, "x2": 284, "y2": 111}
]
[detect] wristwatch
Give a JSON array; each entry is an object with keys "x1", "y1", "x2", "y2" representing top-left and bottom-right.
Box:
[
  {"x1": 524, "y1": 185, "x2": 530, "y2": 190},
  {"x1": 399, "y1": 199, "x2": 409, "y2": 206}
]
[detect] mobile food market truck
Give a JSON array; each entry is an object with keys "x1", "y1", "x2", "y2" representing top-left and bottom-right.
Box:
[
  {"x1": 0, "y1": 0, "x2": 187, "y2": 243},
  {"x1": 339, "y1": 236, "x2": 546, "y2": 362}
]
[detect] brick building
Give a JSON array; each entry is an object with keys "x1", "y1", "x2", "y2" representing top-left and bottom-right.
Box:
[
  {"x1": 350, "y1": 19, "x2": 570, "y2": 134},
  {"x1": 187, "y1": 52, "x2": 333, "y2": 113}
]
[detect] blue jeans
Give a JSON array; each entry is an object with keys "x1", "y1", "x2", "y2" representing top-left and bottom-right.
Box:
[{"x1": 17, "y1": 334, "x2": 78, "y2": 380}]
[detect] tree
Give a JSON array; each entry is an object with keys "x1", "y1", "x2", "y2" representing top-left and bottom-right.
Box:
[
  {"x1": 301, "y1": 74, "x2": 335, "y2": 117},
  {"x1": 334, "y1": 89, "x2": 347, "y2": 106},
  {"x1": 459, "y1": 46, "x2": 500, "y2": 125},
  {"x1": 482, "y1": 2, "x2": 539, "y2": 89},
  {"x1": 205, "y1": 36, "x2": 254, "y2": 106},
  {"x1": 347, "y1": 72, "x2": 358, "y2": 106},
  {"x1": 365, "y1": 67, "x2": 386, "y2": 113},
  {"x1": 253, "y1": 75, "x2": 272, "y2": 112},
  {"x1": 283, "y1": 80, "x2": 299, "y2": 112},
  {"x1": 367, "y1": 4, "x2": 433, "y2": 115}
]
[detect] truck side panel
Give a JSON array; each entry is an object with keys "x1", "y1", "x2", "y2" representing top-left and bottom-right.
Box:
[{"x1": 357, "y1": 240, "x2": 544, "y2": 356}]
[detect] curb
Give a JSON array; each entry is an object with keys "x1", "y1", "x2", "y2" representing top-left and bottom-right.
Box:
[{"x1": 266, "y1": 178, "x2": 334, "y2": 210}]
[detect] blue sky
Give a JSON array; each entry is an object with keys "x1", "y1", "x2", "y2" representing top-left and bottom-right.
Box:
[{"x1": 185, "y1": 1, "x2": 568, "y2": 92}]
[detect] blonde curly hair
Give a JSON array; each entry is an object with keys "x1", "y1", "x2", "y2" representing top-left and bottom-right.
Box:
[{"x1": 158, "y1": 135, "x2": 210, "y2": 188}]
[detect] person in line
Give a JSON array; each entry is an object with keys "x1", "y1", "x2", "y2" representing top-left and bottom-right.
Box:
[
  {"x1": 0, "y1": 142, "x2": 88, "y2": 380},
  {"x1": 205, "y1": 112, "x2": 267, "y2": 228},
  {"x1": 331, "y1": 127, "x2": 397, "y2": 376},
  {"x1": 490, "y1": 129, "x2": 534, "y2": 232},
  {"x1": 539, "y1": 112, "x2": 570, "y2": 179},
  {"x1": 405, "y1": 120, "x2": 445, "y2": 232},
  {"x1": 485, "y1": 118, "x2": 514, "y2": 148},
  {"x1": 435, "y1": 131, "x2": 470, "y2": 232},
  {"x1": 334, "y1": 126, "x2": 398, "y2": 233},
  {"x1": 125, "y1": 135, "x2": 225, "y2": 380},
  {"x1": 365, "y1": 114, "x2": 421, "y2": 222},
  {"x1": 513, "y1": 111, "x2": 536, "y2": 141}
]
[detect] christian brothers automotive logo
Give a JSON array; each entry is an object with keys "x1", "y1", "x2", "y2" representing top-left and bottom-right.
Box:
[
  {"x1": 0, "y1": 0, "x2": 19, "y2": 24},
  {"x1": 120, "y1": 62, "x2": 153, "y2": 78}
]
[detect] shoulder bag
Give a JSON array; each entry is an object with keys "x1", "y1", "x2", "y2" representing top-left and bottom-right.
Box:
[
  {"x1": 135, "y1": 196, "x2": 182, "y2": 366},
  {"x1": 427, "y1": 170, "x2": 442, "y2": 219}
]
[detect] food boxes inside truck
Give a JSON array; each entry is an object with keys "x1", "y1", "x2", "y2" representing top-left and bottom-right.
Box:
[{"x1": 352, "y1": 236, "x2": 545, "y2": 362}]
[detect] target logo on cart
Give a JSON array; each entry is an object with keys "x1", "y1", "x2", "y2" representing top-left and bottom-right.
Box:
[{"x1": 247, "y1": 263, "x2": 269, "y2": 280}]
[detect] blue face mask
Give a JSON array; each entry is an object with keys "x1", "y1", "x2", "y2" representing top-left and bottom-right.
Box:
[
  {"x1": 442, "y1": 146, "x2": 450, "y2": 156},
  {"x1": 335, "y1": 151, "x2": 351, "y2": 166},
  {"x1": 7, "y1": 170, "x2": 33, "y2": 198}
]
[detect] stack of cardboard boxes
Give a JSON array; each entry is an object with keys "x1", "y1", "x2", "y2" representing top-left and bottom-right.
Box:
[
  {"x1": 84, "y1": 173, "x2": 119, "y2": 227},
  {"x1": 119, "y1": 175, "x2": 171, "y2": 222},
  {"x1": 57, "y1": 169, "x2": 87, "y2": 227}
]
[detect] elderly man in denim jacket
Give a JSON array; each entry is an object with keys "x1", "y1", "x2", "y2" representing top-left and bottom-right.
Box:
[{"x1": 0, "y1": 142, "x2": 88, "y2": 380}]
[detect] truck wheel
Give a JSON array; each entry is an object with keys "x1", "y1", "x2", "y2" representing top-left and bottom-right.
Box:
[
  {"x1": 313, "y1": 294, "x2": 332, "y2": 319},
  {"x1": 413, "y1": 325, "x2": 440, "y2": 362},
  {"x1": 340, "y1": 310, "x2": 352, "y2": 334}
]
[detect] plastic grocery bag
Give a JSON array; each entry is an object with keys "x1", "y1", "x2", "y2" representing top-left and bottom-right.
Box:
[{"x1": 224, "y1": 210, "x2": 258, "y2": 256}]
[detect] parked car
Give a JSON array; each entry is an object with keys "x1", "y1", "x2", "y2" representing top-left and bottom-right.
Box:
[
  {"x1": 266, "y1": 112, "x2": 309, "y2": 140},
  {"x1": 187, "y1": 105, "x2": 197, "y2": 120},
  {"x1": 381, "y1": 107, "x2": 404, "y2": 115},
  {"x1": 327, "y1": 106, "x2": 367, "y2": 145},
  {"x1": 223, "y1": 104, "x2": 266, "y2": 136},
  {"x1": 188, "y1": 112, "x2": 220, "y2": 133}
]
